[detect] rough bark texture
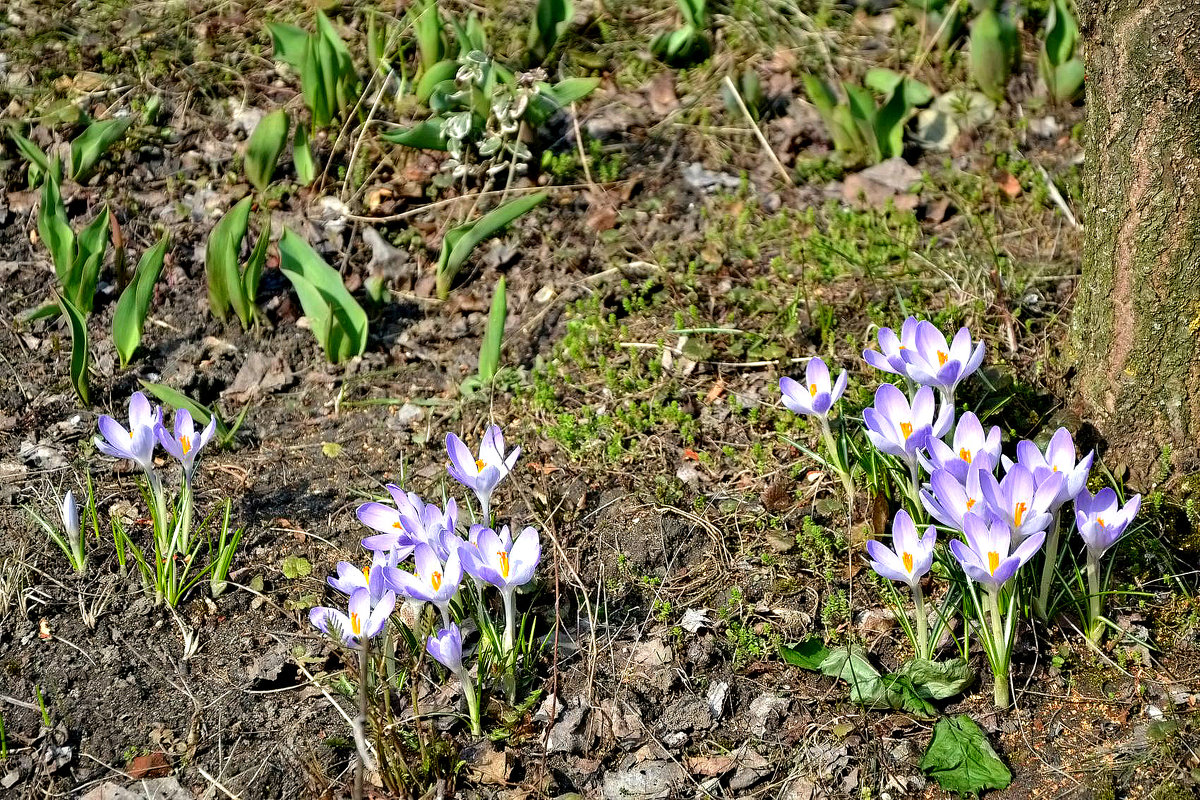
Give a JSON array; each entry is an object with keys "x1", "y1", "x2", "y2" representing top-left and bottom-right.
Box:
[{"x1": 1071, "y1": 0, "x2": 1200, "y2": 488}]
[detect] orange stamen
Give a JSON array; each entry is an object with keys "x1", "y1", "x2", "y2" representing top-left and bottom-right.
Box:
[
  {"x1": 498, "y1": 551, "x2": 510, "y2": 578},
  {"x1": 1097, "y1": 518, "x2": 1106, "y2": 528},
  {"x1": 809, "y1": 384, "x2": 818, "y2": 397},
  {"x1": 180, "y1": 435, "x2": 192, "y2": 455},
  {"x1": 959, "y1": 448, "x2": 973, "y2": 463},
  {"x1": 966, "y1": 498, "x2": 976, "y2": 510},
  {"x1": 431, "y1": 571, "x2": 442, "y2": 591},
  {"x1": 987, "y1": 552, "x2": 1000, "y2": 574},
  {"x1": 1014, "y1": 501, "x2": 1028, "y2": 527},
  {"x1": 900, "y1": 422, "x2": 914, "y2": 439},
  {"x1": 937, "y1": 351, "x2": 948, "y2": 366},
  {"x1": 902, "y1": 552, "x2": 913, "y2": 573},
  {"x1": 475, "y1": 458, "x2": 486, "y2": 471},
  {"x1": 392, "y1": 520, "x2": 403, "y2": 529},
  {"x1": 351, "y1": 612, "x2": 362, "y2": 635}
]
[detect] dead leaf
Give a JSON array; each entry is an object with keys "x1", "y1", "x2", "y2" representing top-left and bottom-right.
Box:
[
  {"x1": 686, "y1": 754, "x2": 738, "y2": 777},
  {"x1": 998, "y1": 172, "x2": 1022, "y2": 198},
  {"x1": 647, "y1": 72, "x2": 679, "y2": 116},
  {"x1": 704, "y1": 377, "x2": 727, "y2": 404},
  {"x1": 127, "y1": 751, "x2": 171, "y2": 779},
  {"x1": 38, "y1": 618, "x2": 52, "y2": 640}
]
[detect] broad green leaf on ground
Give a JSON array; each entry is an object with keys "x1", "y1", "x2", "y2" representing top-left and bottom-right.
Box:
[
  {"x1": 864, "y1": 68, "x2": 934, "y2": 106},
  {"x1": 267, "y1": 23, "x2": 309, "y2": 67},
  {"x1": 69, "y1": 118, "x2": 131, "y2": 182},
  {"x1": 780, "y1": 637, "x2": 830, "y2": 670},
  {"x1": 920, "y1": 714, "x2": 1012, "y2": 794},
  {"x1": 436, "y1": 192, "x2": 548, "y2": 298},
  {"x1": 819, "y1": 647, "x2": 883, "y2": 704},
  {"x1": 382, "y1": 119, "x2": 448, "y2": 150},
  {"x1": 59, "y1": 293, "x2": 90, "y2": 405},
  {"x1": 112, "y1": 235, "x2": 168, "y2": 368},
  {"x1": 245, "y1": 109, "x2": 289, "y2": 192},
  {"x1": 898, "y1": 658, "x2": 974, "y2": 700},
  {"x1": 277, "y1": 228, "x2": 368, "y2": 363},
  {"x1": 38, "y1": 175, "x2": 74, "y2": 283},
  {"x1": 876, "y1": 674, "x2": 937, "y2": 719},
  {"x1": 416, "y1": 59, "x2": 458, "y2": 104}
]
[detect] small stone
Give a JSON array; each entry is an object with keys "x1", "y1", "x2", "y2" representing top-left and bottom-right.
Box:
[
  {"x1": 546, "y1": 703, "x2": 588, "y2": 754},
  {"x1": 630, "y1": 638, "x2": 673, "y2": 667},
  {"x1": 681, "y1": 608, "x2": 711, "y2": 633},
  {"x1": 601, "y1": 760, "x2": 686, "y2": 800},
  {"x1": 534, "y1": 693, "x2": 562, "y2": 724},
  {"x1": 705, "y1": 681, "x2": 729, "y2": 719},
  {"x1": 748, "y1": 694, "x2": 790, "y2": 738}
]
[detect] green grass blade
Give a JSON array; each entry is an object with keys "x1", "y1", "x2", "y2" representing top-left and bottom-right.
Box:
[
  {"x1": 293, "y1": 125, "x2": 315, "y2": 185},
  {"x1": 478, "y1": 276, "x2": 507, "y2": 383}
]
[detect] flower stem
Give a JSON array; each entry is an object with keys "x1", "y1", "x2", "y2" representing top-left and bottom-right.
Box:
[
  {"x1": 1086, "y1": 550, "x2": 1102, "y2": 643},
  {"x1": 1034, "y1": 509, "x2": 1062, "y2": 620},
  {"x1": 354, "y1": 638, "x2": 370, "y2": 800},
  {"x1": 819, "y1": 417, "x2": 855, "y2": 507},
  {"x1": 458, "y1": 668, "x2": 482, "y2": 736},
  {"x1": 911, "y1": 582, "x2": 929, "y2": 660},
  {"x1": 906, "y1": 457, "x2": 923, "y2": 516},
  {"x1": 502, "y1": 589, "x2": 516, "y2": 655},
  {"x1": 986, "y1": 588, "x2": 1010, "y2": 708}
]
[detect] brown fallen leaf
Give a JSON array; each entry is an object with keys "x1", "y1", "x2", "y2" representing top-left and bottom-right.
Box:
[
  {"x1": 998, "y1": 172, "x2": 1022, "y2": 197},
  {"x1": 686, "y1": 754, "x2": 738, "y2": 777},
  {"x1": 647, "y1": 72, "x2": 679, "y2": 116},
  {"x1": 127, "y1": 751, "x2": 172, "y2": 779}
]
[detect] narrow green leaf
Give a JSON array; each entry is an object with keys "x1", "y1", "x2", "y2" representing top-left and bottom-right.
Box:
[
  {"x1": 970, "y1": 9, "x2": 1014, "y2": 101},
  {"x1": 437, "y1": 192, "x2": 547, "y2": 298},
  {"x1": 139, "y1": 381, "x2": 230, "y2": 442},
  {"x1": 382, "y1": 119, "x2": 449, "y2": 150},
  {"x1": 277, "y1": 228, "x2": 368, "y2": 363},
  {"x1": 10, "y1": 131, "x2": 51, "y2": 182},
  {"x1": 112, "y1": 234, "x2": 168, "y2": 368},
  {"x1": 416, "y1": 59, "x2": 459, "y2": 104},
  {"x1": 920, "y1": 715, "x2": 1012, "y2": 794},
  {"x1": 478, "y1": 277, "x2": 507, "y2": 382},
  {"x1": 205, "y1": 197, "x2": 253, "y2": 323},
  {"x1": 528, "y1": 0, "x2": 572, "y2": 65},
  {"x1": 411, "y1": 0, "x2": 444, "y2": 72},
  {"x1": 58, "y1": 293, "x2": 89, "y2": 405},
  {"x1": 245, "y1": 109, "x2": 289, "y2": 193},
  {"x1": 241, "y1": 215, "x2": 271, "y2": 327},
  {"x1": 874, "y1": 80, "x2": 912, "y2": 159},
  {"x1": 69, "y1": 118, "x2": 131, "y2": 182},
  {"x1": 293, "y1": 124, "x2": 315, "y2": 185},
  {"x1": 72, "y1": 205, "x2": 110, "y2": 313},
  {"x1": 780, "y1": 637, "x2": 830, "y2": 670},
  {"x1": 268, "y1": 22, "x2": 310, "y2": 68},
  {"x1": 38, "y1": 175, "x2": 75, "y2": 283}
]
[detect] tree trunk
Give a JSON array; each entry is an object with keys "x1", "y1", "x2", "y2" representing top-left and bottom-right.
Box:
[{"x1": 1071, "y1": 0, "x2": 1200, "y2": 488}]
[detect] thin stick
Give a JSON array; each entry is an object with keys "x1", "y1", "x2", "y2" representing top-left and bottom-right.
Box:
[{"x1": 721, "y1": 75, "x2": 793, "y2": 186}]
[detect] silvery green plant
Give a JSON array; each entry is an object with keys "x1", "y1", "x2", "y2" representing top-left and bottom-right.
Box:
[
  {"x1": 309, "y1": 424, "x2": 540, "y2": 795},
  {"x1": 96, "y1": 392, "x2": 244, "y2": 606},
  {"x1": 1038, "y1": 0, "x2": 1084, "y2": 104}
]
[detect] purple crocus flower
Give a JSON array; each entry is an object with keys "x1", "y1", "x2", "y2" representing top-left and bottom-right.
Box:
[
  {"x1": 60, "y1": 490, "x2": 80, "y2": 540},
  {"x1": 462, "y1": 525, "x2": 540, "y2": 593},
  {"x1": 899, "y1": 321, "x2": 985, "y2": 398},
  {"x1": 389, "y1": 543, "x2": 462, "y2": 628},
  {"x1": 426, "y1": 622, "x2": 464, "y2": 673},
  {"x1": 863, "y1": 384, "x2": 952, "y2": 462},
  {"x1": 863, "y1": 317, "x2": 919, "y2": 377},
  {"x1": 979, "y1": 464, "x2": 1063, "y2": 541},
  {"x1": 156, "y1": 408, "x2": 217, "y2": 483},
  {"x1": 446, "y1": 425, "x2": 520, "y2": 520},
  {"x1": 779, "y1": 357, "x2": 848, "y2": 419},
  {"x1": 1075, "y1": 488, "x2": 1141, "y2": 557},
  {"x1": 921, "y1": 466, "x2": 989, "y2": 531},
  {"x1": 95, "y1": 391, "x2": 161, "y2": 472},
  {"x1": 919, "y1": 412, "x2": 1001, "y2": 483},
  {"x1": 866, "y1": 510, "x2": 936, "y2": 587},
  {"x1": 1007, "y1": 429, "x2": 1094, "y2": 509},
  {"x1": 327, "y1": 554, "x2": 398, "y2": 604},
  {"x1": 950, "y1": 513, "x2": 1045, "y2": 589},
  {"x1": 310, "y1": 586, "x2": 396, "y2": 648}
]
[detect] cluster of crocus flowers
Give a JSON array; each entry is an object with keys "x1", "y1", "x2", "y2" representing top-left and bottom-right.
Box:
[
  {"x1": 310, "y1": 423, "x2": 541, "y2": 737},
  {"x1": 783, "y1": 317, "x2": 1144, "y2": 708}
]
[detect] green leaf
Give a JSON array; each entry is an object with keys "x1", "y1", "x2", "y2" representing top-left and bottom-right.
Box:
[
  {"x1": 1043, "y1": 0, "x2": 1078, "y2": 67},
  {"x1": 72, "y1": 205, "x2": 110, "y2": 313},
  {"x1": 69, "y1": 118, "x2": 131, "y2": 182},
  {"x1": 38, "y1": 175, "x2": 75, "y2": 283},
  {"x1": 268, "y1": 22, "x2": 310, "y2": 68},
  {"x1": 277, "y1": 228, "x2": 369, "y2": 363},
  {"x1": 477, "y1": 277, "x2": 507, "y2": 383},
  {"x1": 58, "y1": 293, "x2": 89, "y2": 405},
  {"x1": 242, "y1": 215, "x2": 271, "y2": 323},
  {"x1": 529, "y1": 0, "x2": 572, "y2": 65},
  {"x1": 1043, "y1": 56, "x2": 1084, "y2": 104},
  {"x1": 10, "y1": 131, "x2": 51, "y2": 185},
  {"x1": 416, "y1": 59, "x2": 459, "y2": 104},
  {"x1": 526, "y1": 77, "x2": 601, "y2": 125},
  {"x1": 864, "y1": 68, "x2": 934, "y2": 106},
  {"x1": 411, "y1": 0, "x2": 444, "y2": 72},
  {"x1": 819, "y1": 647, "x2": 883, "y2": 705},
  {"x1": 873, "y1": 80, "x2": 912, "y2": 159},
  {"x1": 205, "y1": 197, "x2": 253, "y2": 323},
  {"x1": 382, "y1": 118, "x2": 449, "y2": 150},
  {"x1": 139, "y1": 382, "x2": 231, "y2": 443},
  {"x1": 436, "y1": 193, "x2": 547, "y2": 299},
  {"x1": 282, "y1": 555, "x2": 313, "y2": 579},
  {"x1": 293, "y1": 125, "x2": 315, "y2": 185},
  {"x1": 112, "y1": 234, "x2": 168, "y2": 368},
  {"x1": 780, "y1": 637, "x2": 830, "y2": 670},
  {"x1": 245, "y1": 109, "x2": 289, "y2": 193},
  {"x1": 920, "y1": 715, "x2": 1012, "y2": 794},
  {"x1": 970, "y1": 9, "x2": 1014, "y2": 101},
  {"x1": 876, "y1": 674, "x2": 938, "y2": 719},
  {"x1": 898, "y1": 658, "x2": 975, "y2": 700}
]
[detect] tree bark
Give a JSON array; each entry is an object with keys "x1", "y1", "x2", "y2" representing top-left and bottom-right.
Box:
[{"x1": 1071, "y1": 0, "x2": 1200, "y2": 487}]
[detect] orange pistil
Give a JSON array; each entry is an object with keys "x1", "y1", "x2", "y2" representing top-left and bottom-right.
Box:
[
  {"x1": 959, "y1": 448, "x2": 973, "y2": 463},
  {"x1": 475, "y1": 458, "x2": 486, "y2": 471},
  {"x1": 902, "y1": 552, "x2": 913, "y2": 573},
  {"x1": 987, "y1": 551, "x2": 1000, "y2": 575},
  {"x1": 362, "y1": 567, "x2": 370, "y2": 581},
  {"x1": 351, "y1": 612, "x2": 362, "y2": 635},
  {"x1": 392, "y1": 520, "x2": 403, "y2": 529},
  {"x1": 180, "y1": 435, "x2": 192, "y2": 455},
  {"x1": 1014, "y1": 501, "x2": 1028, "y2": 527},
  {"x1": 809, "y1": 384, "x2": 818, "y2": 397},
  {"x1": 966, "y1": 498, "x2": 977, "y2": 510},
  {"x1": 900, "y1": 421, "x2": 914, "y2": 439},
  {"x1": 431, "y1": 571, "x2": 442, "y2": 591},
  {"x1": 937, "y1": 351, "x2": 948, "y2": 366},
  {"x1": 498, "y1": 551, "x2": 510, "y2": 578}
]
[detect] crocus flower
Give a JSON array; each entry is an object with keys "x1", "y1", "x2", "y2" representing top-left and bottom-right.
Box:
[
  {"x1": 950, "y1": 513, "x2": 1045, "y2": 589},
  {"x1": 310, "y1": 586, "x2": 396, "y2": 648},
  {"x1": 462, "y1": 525, "x2": 540, "y2": 593},
  {"x1": 446, "y1": 425, "x2": 520, "y2": 520},
  {"x1": 899, "y1": 321, "x2": 985, "y2": 398},
  {"x1": 1007, "y1": 429, "x2": 1094, "y2": 509},
  {"x1": 1075, "y1": 488, "x2": 1141, "y2": 557},
  {"x1": 95, "y1": 391, "x2": 160, "y2": 472},
  {"x1": 979, "y1": 464, "x2": 1063, "y2": 542},
  {"x1": 60, "y1": 490, "x2": 80, "y2": 541},
  {"x1": 156, "y1": 408, "x2": 217, "y2": 483},
  {"x1": 920, "y1": 412, "x2": 1001, "y2": 483},
  {"x1": 327, "y1": 554, "x2": 397, "y2": 604},
  {"x1": 863, "y1": 317, "x2": 919, "y2": 377},
  {"x1": 866, "y1": 510, "x2": 936, "y2": 587},
  {"x1": 426, "y1": 623, "x2": 464, "y2": 674},
  {"x1": 779, "y1": 357, "x2": 848, "y2": 419},
  {"x1": 863, "y1": 384, "x2": 952, "y2": 462},
  {"x1": 921, "y1": 467, "x2": 988, "y2": 531},
  {"x1": 389, "y1": 543, "x2": 462, "y2": 628}
]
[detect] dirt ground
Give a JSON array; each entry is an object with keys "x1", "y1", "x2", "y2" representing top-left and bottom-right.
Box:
[{"x1": 1, "y1": 1, "x2": 1199, "y2": 798}]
